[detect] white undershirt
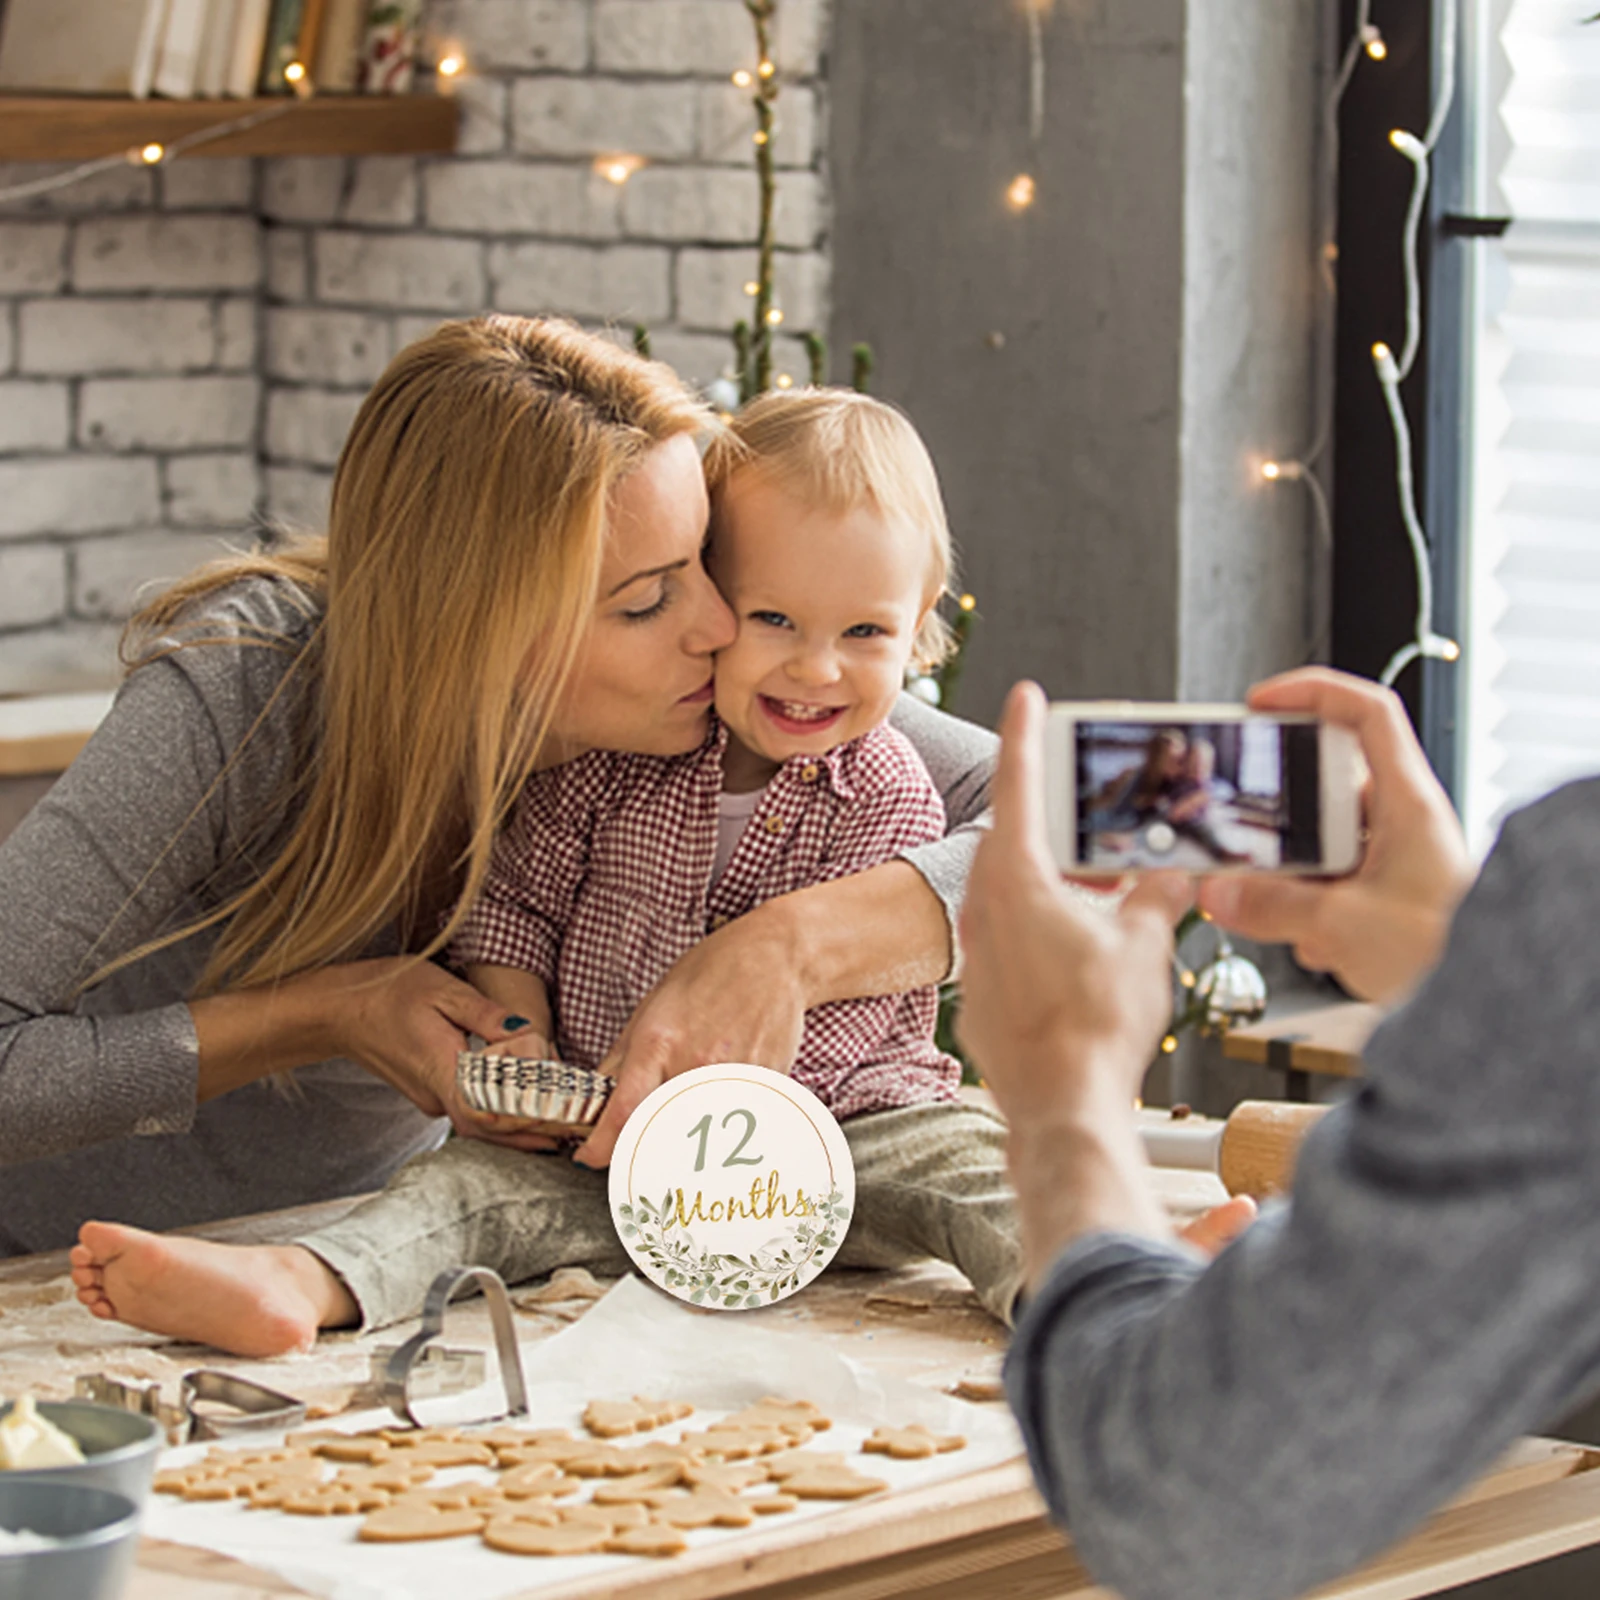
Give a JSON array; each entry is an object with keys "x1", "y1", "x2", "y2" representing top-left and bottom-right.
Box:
[{"x1": 712, "y1": 787, "x2": 766, "y2": 884}]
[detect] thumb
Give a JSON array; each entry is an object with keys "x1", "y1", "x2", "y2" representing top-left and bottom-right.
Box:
[{"x1": 1122, "y1": 871, "x2": 1193, "y2": 929}]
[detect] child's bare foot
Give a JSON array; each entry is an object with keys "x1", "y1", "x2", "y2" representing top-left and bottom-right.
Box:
[
  {"x1": 70, "y1": 1222, "x2": 358, "y2": 1358},
  {"x1": 1178, "y1": 1195, "x2": 1259, "y2": 1258}
]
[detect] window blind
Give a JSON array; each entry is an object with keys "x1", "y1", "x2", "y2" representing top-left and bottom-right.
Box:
[{"x1": 1461, "y1": 0, "x2": 1600, "y2": 850}]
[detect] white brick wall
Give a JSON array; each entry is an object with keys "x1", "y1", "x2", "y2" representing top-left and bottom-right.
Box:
[{"x1": 0, "y1": 0, "x2": 832, "y2": 689}]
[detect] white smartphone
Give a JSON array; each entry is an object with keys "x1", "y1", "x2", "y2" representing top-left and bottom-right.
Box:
[{"x1": 1043, "y1": 702, "x2": 1365, "y2": 876}]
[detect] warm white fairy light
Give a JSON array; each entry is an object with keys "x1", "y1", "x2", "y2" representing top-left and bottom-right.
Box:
[
  {"x1": 437, "y1": 53, "x2": 464, "y2": 79},
  {"x1": 732, "y1": 68, "x2": 753, "y2": 88},
  {"x1": 752, "y1": 130, "x2": 768, "y2": 146},
  {"x1": 139, "y1": 142, "x2": 166, "y2": 166},
  {"x1": 742, "y1": 280, "x2": 759, "y2": 296},
  {"x1": 775, "y1": 373, "x2": 794, "y2": 389},
  {"x1": 1005, "y1": 173, "x2": 1036, "y2": 211},
  {"x1": 595, "y1": 154, "x2": 645, "y2": 186},
  {"x1": 758, "y1": 58, "x2": 776, "y2": 79},
  {"x1": 1255, "y1": 0, "x2": 1460, "y2": 688},
  {"x1": 765, "y1": 307, "x2": 784, "y2": 326}
]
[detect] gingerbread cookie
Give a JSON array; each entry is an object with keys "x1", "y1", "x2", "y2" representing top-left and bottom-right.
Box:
[
  {"x1": 862, "y1": 1424, "x2": 966, "y2": 1460},
  {"x1": 747, "y1": 1490, "x2": 800, "y2": 1515},
  {"x1": 560, "y1": 1500, "x2": 649, "y2": 1531},
  {"x1": 763, "y1": 1449, "x2": 848, "y2": 1480},
  {"x1": 681, "y1": 1458, "x2": 769, "y2": 1493},
  {"x1": 647, "y1": 1486, "x2": 756, "y2": 1529},
  {"x1": 782, "y1": 1465, "x2": 889, "y2": 1500},
  {"x1": 359, "y1": 1504, "x2": 487, "y2": 1542},
  {"x1": 281, "y1": 1483, "x2": 390, "y2": 1516},
  {"x1": 482, "y1": 1515, "x2": 610, "y2": 1556},
  {"x1": 605, "y1": 1523, "x2": 689, "y2": 1557},
  {"x1": 715, "y1": 1398, "x2": 831, "y2": 1437},
  {"x1": 675, "y1": 1425, "x2": 789, "y2": 1460},
  {"x1": 582, "y1": 1396, "x2": 693, "y2": 1437},
  {"x1": 592, "y1": 1464, "x2": 685, "y2": 1503}
]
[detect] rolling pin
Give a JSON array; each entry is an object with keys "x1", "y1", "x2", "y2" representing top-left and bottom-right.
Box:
[{"x1": 1138, "y1": 1101, "x2": 1329, "y2": 1200}]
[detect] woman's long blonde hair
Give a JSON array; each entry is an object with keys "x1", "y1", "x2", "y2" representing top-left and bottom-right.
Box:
[{"x1": 123, "y1": 316, "x2": 713, "y2": 993}]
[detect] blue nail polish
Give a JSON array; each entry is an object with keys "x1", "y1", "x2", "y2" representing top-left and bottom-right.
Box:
[{"x1": 504, "y1": 1014, "x2": 531, "y2": 1030}]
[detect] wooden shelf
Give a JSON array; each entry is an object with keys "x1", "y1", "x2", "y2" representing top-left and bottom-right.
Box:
[{"x1": 0, "y1": 93, "x2": 458, "y2": 161}]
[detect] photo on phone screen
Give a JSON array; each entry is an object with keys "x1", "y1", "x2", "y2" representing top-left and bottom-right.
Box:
[{"x1": 1074, "y1": 720, "x2": 1322, "y2": 870}]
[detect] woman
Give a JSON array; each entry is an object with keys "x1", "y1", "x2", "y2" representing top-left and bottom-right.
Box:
[{"x1": 0, "y1": 317, "x2": 992, "y2": 1256}]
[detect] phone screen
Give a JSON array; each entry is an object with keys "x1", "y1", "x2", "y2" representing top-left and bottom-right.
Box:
[{"x1": 1073, "y1": 719, "x2": 1322, "y2": 870}]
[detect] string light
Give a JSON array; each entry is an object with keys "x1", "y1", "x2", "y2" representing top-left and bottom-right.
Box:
[
  {"x1": 758, "y1": 58, "x2": 776, "y2": 78},
  {"x1": 775, "y1": 373, "x2": 794, "y2": 389},
  {"x1": 595, "y1": 153, "x2": 645, "y2": 186},
  {"x1": 959, "y1": 593, "x2": 976, "y2": 612},
  {"x1": 1254, "y1": 0, "x2": 1460, "y2": 685},
  {"x1": 765, "y1": 307, "x2": 784, "y2": 326},
  {"x1": 1005, "y1": 173, "x2": 1036, "y2": 211},
  {"x1": 437, "y1": 53, "x2": 463, "y2": 79},
  {"x1": 283, "y1": 60, "x2": 306, "y2": 84},
  {"x1": 732, "y1": 68, "x2": 753, "y2": 88},
  {"x1": 742, "y1": 280, "x2": 759, "y2": 296},
  {"x1": 1160, "y1": 1035, "x2": 1179, "y2": 1055},
  {"x1": 0, "y1": 100, "x2": 298, "y2": 207},
  {"x1": 752, "y1": 130, "x2": 768, "y2": 146},
  {"x1": 138, "y1": 143, "x2": 165, "y2": 166}
]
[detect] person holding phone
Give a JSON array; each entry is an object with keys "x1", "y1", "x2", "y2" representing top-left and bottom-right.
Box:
[{"x1": 955, "y1": 668, "x2": 1600, "y2": 1600}]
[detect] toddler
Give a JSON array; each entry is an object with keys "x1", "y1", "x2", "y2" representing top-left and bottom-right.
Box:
[{"x1": 72, "y1": 390, "x2": 1022, "y2": 1355}]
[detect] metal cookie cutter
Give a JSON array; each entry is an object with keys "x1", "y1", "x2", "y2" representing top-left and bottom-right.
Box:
[
  {"x1": 379, "y1": 1265, "x2": 529, "y2": 1430},
  {"x1": 76, "y1": 1370, "x2": 307, "y2": 1445}
]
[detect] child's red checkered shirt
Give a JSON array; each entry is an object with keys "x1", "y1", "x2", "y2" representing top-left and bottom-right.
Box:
[{"x1": 450, "y1": 719, "x2": 961, "y2": 1120}]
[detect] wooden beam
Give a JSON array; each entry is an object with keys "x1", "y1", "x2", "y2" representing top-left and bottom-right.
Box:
[{"x1": 0, "y1": 94, "x2": 458, "y2": 161}]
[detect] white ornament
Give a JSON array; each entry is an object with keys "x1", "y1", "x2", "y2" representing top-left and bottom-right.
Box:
[{"x1": 906, "y1": 675, "x2": 941, "y2": 707}]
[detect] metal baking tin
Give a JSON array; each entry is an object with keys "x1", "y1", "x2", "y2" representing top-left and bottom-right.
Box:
[
  {"x1": 74, "y1": 1370, "x2": 306, "y2": 1446},
  {"x1": 380, "y1": 1266, "x2": 530, "y2": 1430},
  {"x1": 455, "y1": 1052, "x2": 614, "y2": 1135}
]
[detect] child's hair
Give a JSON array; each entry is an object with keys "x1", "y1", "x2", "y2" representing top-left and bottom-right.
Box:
[
  {"x1": 111, "y1": 316, "x2": 715, "y2": 995},
  {"x1": 706, "y1": 388, "x2": 956, "y2": 672}
]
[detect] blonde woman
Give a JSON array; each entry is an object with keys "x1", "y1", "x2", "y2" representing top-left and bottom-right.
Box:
[{"x1": 1, "y1": 317, "x2": 991, "y2": 1258}]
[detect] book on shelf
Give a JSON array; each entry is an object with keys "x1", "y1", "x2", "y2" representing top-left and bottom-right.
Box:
[
  {"x1": 196, "y1": 0, "x2": 241, "y2": 98},
  {"x1": 313, "y1": 0, "x2": 366, "y2": 92},
  {"x1": 152, "y1": 0, "x2": 209, "y2": 98},
  {"x1": 256, "y1": 0, "x2": 304, "y2": 94},
  {"x1": 0, "y1": 0, "x2": 431, "y2": 101},
  {"x1": 0, "y1": 0, "x2": 170, "y2": 97},
  {"x1": 225, "y1": 0, "x2": 270, "y2": 96}
]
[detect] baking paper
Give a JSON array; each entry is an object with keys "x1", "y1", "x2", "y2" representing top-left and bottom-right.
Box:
[{"x1": 141, "y1": 1275, "x2": 1024, "y2": 1600}]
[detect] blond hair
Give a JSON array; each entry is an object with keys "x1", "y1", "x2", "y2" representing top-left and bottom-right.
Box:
[
  {"x1": 705, "y1": 388, "x2": 956, "y2": 671},
  {"x1": 119, "y1": 316, "x2": 713, "y2": 994}
]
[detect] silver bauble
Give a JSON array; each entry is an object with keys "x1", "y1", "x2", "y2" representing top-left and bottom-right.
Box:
[{"x1": 1195, "y1": 952, "x2": 1268, "y2": 1031}]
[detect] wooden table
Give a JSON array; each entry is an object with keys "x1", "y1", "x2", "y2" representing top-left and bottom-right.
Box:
[
  {"x1": 1223, "y1": 999, "x2": 1382, "y2": 1096},
  {"x1": 7, "y1": 1169, "x2": 1600, "y2": 1599}
]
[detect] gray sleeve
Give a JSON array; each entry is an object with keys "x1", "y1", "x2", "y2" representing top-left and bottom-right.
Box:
[
  {"x1": 0, "y1": 655, "x2": 239, "y2": 1165},
  {"x1": 887, "y1": 693, "x2": 995, "y2": 940},
  {"x1": 1003, "y1": 777, "x2": 1600, "y2": 1600}
]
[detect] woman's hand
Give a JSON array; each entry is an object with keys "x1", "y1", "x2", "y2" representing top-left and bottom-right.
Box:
[
  {"x1": 314, "y1": 958, "x2": 560, "y2": 1150},
  {"x1": 572, "y1": 917, "x2": 808, "y2": 1169},
  {"x1": 1197, "y1": 669, "x2": 1475, "y2": 1006}
]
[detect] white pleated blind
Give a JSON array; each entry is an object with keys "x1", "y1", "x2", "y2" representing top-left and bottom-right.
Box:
[{"x1": 1461, "y1": 0, "x2": 1600, "y2": 851}]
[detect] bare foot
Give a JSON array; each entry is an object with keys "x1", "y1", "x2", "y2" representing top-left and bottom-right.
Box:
[
  {"x1": 70, "y1": 1222, "x2": 358, "y2": 1358},
  {"x1": 1178, "y1": 1195, "x2": 1259, "y2": 1258}
]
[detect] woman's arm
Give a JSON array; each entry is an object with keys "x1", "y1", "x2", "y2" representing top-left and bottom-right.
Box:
[{"x1": 0, "y1": 633, "x2": 512, "y2": 1168}]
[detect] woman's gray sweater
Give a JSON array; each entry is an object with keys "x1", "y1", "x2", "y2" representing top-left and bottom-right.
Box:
[{"x1": 0, "y1": 578, "x2": 995, "y2": 1254}]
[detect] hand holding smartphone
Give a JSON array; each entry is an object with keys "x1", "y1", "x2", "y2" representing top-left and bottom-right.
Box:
[{"x1": 1043, "y1": 702, "x2": 1364, "y2": 876}]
